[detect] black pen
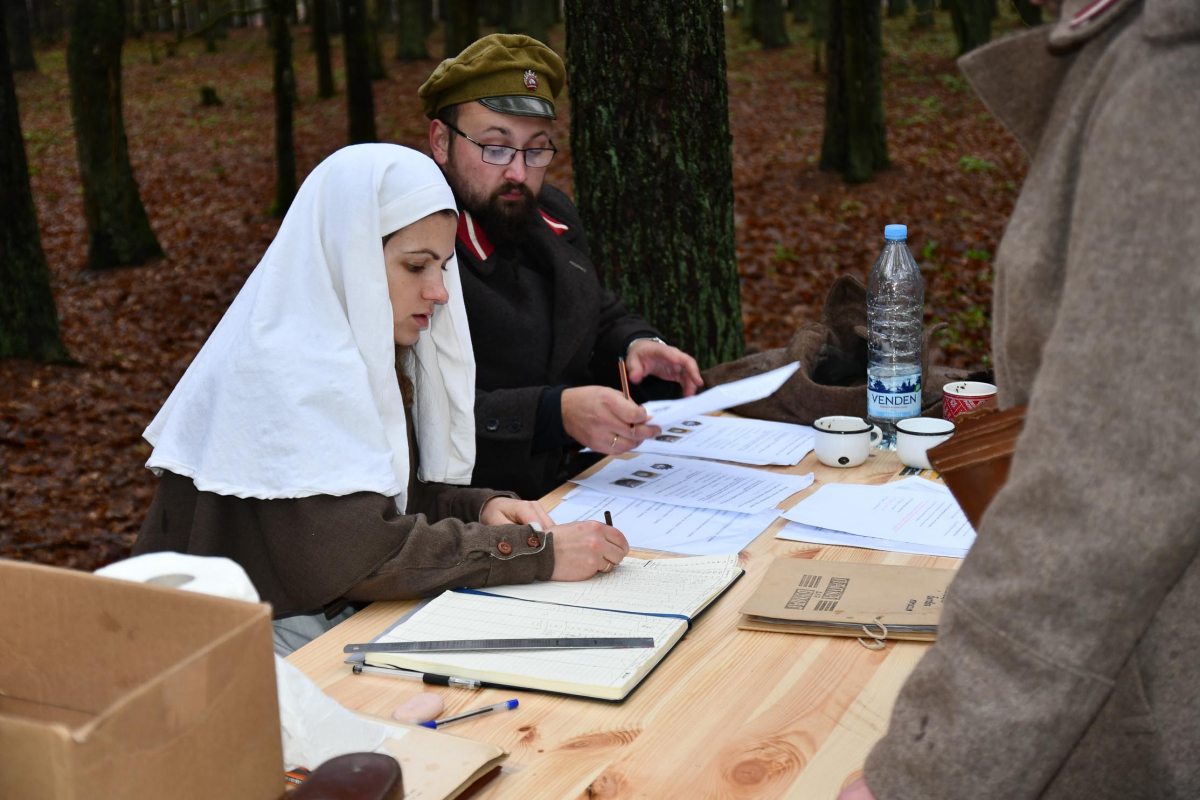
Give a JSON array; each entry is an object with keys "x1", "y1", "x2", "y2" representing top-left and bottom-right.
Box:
[
  {"x1": 604, "y1": 510, "x2": 614, "y2": 527},
  {"x1": 352, "y1": 662, "x2": 482, "y2": 689}
]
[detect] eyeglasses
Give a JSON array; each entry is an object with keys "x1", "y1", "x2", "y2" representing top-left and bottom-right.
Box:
[{"x1": 444, "y1": 122, "x2": 557, "y2": 168}]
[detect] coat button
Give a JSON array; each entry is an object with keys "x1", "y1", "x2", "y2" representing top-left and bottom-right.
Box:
[
  {"x1": 497, "y1": 541, "x2": 513, "y2": 555},
  {"x1": 508, "y1": 421, "x2": 522, "y2": 432},
  {"x1": 485, "y1": 419, "x2": 499, "y2": 432},
  {"x1": 526, "y1": 536, "x2": 540, "y2": 548}
]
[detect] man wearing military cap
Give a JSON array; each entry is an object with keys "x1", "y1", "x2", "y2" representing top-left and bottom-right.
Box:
[{"x1": 419, "y1": 34, "x2": 702, "y2": 499}]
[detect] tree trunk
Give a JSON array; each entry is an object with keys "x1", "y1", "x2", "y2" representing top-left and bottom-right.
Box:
[
  {"x1": 365, "y1": 0, "x2": 387, "y2": 78},
  {"x1": 810, "y1": 0, "x2": 826, "y2": 73},
  {"x1": 6, "y1": 0, "x2": 37, "y2": 70},
  {"x1": 1012, "y1": 0, "x2": 1042, "y2": 26},
  {"x1": 985, "y1": 0, "x2": 997, "y2": 18},
  {"x1": 37, "y1": 0, "x2": 65, "y2": 46},
  {"x1": 443, "y1": 0, "x2": 477, "y2": 59},
  {"x1": 340, "y1": 0, "x2": 376, "y2": 142},
  {"x1": 948, "y1": 0, "x2": 989, "y2": 54},
  {"x1": 820, "y1": 0, "x2": 887, "y2": 183},
  {"x1": 327, "y1": 0, "x2": 341, "y2": 33},
  {"x1": 312, "y1": 0, "x2": 335, "y2": 95},
  {"x1": 752, "y1": 0, "x2": 787, "y2": 48},
  {"x1": 565, "y1": 0, "x2": 744, "y2": 370},
  {"x1": 740, "y1": 0, "x2": 753, "y2": 35},
  {"x1": 1, "y1": 1, "x2": 68, "y2": 362},
  {"x1": 269, "y1": 0, "x2": 296, "y2": 215},
  {"x1": 394, "y1": 0, "x2": 426, "y2": 60},
  {"x1": 67, "y1": 0, "x2": 164, "y2": 269},
  {"x1": 514, "y1": 0, "x2": 550, "y2": 43},
  {"x1": 888, "y1": 0, "x2": 909, "y2": 17},
  {"x1": 232, "y1": 0, "x2": 246, "y2": 27},
  {"x1": 913, "y1": 0, "x2": 934, "y2": 28},
  {"x1": 197, "y1": 0, "x2": 218, "y2": 51},
  {"x1": 791, "y1": 0, "x2": 808, "y2": 24}
]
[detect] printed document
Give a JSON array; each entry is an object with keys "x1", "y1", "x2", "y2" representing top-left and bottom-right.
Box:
[
  {"x1": 632, "y1": 413, "x2": 815, "y2": 466},
  {"x1": 782, "y1": 478, "x2": 975, "y2": 550},
  {"x1": 574, "y1": 453, "x2": 814, "y2": 514},
  {"x1": 551, "y1": 486, "x2": 781, "y2": 555},
  {"x1": 777, "y1": 520, "x2": 970, "y2": 558},
  {"x1": 641, "y1": 362, "x2": 800, "y2": 428}
]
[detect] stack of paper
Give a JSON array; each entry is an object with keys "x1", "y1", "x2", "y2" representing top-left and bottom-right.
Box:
[
  {"x1": 631, "y1": 414, "x2": 815, "y2": 466},
  {"x1": 639, "y1": 362, "x2": 800, "y2": 428},
  {"x1": 573, "y1": 453, "x2": 814, "y2": 514},
  {"x1": 777, "y1": 478, "x2": 974, "y2": 558},
  {"x1": 550, "y1": 486, "x2": 782, "y2": 555}
]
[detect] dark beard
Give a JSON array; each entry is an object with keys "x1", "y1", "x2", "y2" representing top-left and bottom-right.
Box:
[{"x1": 444, "y1": 160, "x2": 539, "y2": 248}]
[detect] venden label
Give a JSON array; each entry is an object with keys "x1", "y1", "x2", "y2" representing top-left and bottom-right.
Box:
[{"x1": 868, "y1": 373, "x2": 922, "y2": 419}]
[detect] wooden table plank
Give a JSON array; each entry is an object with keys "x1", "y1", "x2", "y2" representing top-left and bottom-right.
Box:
[{"x1": 288, "y1": 446, "x2": 959, "y2": 800}]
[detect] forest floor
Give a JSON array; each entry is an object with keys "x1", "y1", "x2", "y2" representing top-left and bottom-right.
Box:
[{"x1": 1, "y1": 10, "x2": 1029, "y2": 570}]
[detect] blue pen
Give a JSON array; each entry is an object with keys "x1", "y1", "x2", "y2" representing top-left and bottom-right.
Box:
[{"x1": 419, "y1": 699, "x2": 519, "y2": 729}]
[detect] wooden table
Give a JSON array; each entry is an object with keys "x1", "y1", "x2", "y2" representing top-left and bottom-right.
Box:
[{"x1": 287, "y1": 447, "x2": 959, "y2": 800}]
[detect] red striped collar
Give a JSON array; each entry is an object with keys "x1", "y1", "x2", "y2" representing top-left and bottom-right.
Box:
[
  {"x1": 457, "y1": 210, "x2": 494, "y2": 260},
  {"x1": 1070, "y1": 0, "x2": 1119, "y2": 27},
  {"x1": 456, "y1": 208, "x2": 571, "y2": 261}
]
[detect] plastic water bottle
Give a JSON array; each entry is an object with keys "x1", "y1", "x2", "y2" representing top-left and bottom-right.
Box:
[{"x1": 867, "y1": 224, "x2": 925, "y2": 449}]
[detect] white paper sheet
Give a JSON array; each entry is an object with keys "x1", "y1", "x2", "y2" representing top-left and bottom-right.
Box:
[
  {"x1": 630, "y1": 413, "x2": 815, "y2": 466},
  {"x1": 640, "y1": 362, "x2": 801, "y2": 428},
  {"x1": 476, "y1": 554, "x2": 742, "y2": 618},
  {"x1": 776, "y1": 520, "x2": 969, "y2": 558},
  {"x1": 781, "y1": 479, "x2": 975, "y2": 551},
  {"x1": 574, "y1": 453, "x2": 814, "y2": 514},
  {"x1": 551, "y1": 486, "x2": 779, "y2": 555}
]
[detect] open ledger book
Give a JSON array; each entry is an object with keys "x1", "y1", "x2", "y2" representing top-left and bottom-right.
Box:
[{"x1": 366, "y1": 555, "x2": 744, "y2": 701}]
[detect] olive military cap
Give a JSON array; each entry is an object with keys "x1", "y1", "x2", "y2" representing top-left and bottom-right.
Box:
[{"x1": 418, "y1": 34, "x2": 565, "y2": 121}]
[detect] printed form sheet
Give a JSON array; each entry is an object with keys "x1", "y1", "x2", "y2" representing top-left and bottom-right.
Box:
[
  {"x1": 640, "y1": 362, "x2": 801, "y2": 428},
  {"x1": 574, "y1": 453, "x2": 814, "y2": 514},
  {"x1": 631, "y1": 414, "x2": 815, "y2": 466},
  {"x1": 782, "y1": 478, "x2": 975, "y2": 551},
  {"x1": 375, "y1": 591, "x2": 682, "y2": 691},
  {"x1": 478, "y1": 554, "x2": 742, "y2": 618},
  {"x1": 551, "y1": 486, "x2": 780, "y2": 555}
]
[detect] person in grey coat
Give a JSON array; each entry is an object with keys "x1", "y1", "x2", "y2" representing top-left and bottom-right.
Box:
[{"x1": 840, "y1": 1, "x2": 1200, "y2": 798}]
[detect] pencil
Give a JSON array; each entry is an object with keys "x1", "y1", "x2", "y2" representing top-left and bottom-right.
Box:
[{"x1": 618, "y1": 357, "x2": 635, "y2": 437}]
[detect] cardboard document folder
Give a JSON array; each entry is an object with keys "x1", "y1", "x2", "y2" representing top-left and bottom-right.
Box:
[{"x1": 738, "y1": 558, "x2": 957, "y2": 642}]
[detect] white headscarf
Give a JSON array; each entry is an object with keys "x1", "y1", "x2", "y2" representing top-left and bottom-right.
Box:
[{"x1": 143, "y1": 144, "x2": 475, "y2": 511}]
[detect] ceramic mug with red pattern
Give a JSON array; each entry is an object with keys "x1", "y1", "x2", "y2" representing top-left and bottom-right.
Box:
[{"x1": 942, "y1": 381, "x2": 998, "y2": 422}]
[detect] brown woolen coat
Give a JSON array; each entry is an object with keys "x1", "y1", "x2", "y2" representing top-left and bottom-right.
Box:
[{"x1": 865, "y1": 1, "x2": 1200, "y2": 798}]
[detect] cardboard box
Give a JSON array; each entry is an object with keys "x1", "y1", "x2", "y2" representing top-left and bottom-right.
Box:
[{"x1": 0, "y1": 559, "x2": 282, "y2": 800}]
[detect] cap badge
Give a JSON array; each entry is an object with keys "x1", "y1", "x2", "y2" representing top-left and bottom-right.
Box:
[{"x1": 523, "y1": 70, "x2": 539, "y2": 91}]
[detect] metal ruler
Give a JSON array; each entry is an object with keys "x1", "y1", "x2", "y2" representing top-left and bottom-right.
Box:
[{"x1": 343, "y1": 637, "x2": 655, "y2": 654}]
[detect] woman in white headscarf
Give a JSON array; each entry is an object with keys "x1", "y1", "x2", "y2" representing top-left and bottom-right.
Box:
[{"x1": 133, "y1": 145, "x2": 629, "y2": 654}]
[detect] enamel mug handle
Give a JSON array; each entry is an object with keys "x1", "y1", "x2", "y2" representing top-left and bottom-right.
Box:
[{"x1": 869, "y1": 425, "x2": 883, "y2": 447}]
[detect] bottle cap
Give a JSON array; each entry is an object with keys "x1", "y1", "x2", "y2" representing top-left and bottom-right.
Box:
[{"x1": 884, "y1": 224, "x2": 907, "y2": 241}]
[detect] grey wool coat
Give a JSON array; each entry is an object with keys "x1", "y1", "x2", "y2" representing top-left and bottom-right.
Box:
[{"x1": 865, "y1": 1, "x2": 1200, "y2": 798}]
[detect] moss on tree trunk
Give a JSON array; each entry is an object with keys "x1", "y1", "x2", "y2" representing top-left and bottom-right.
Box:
[
  {"x1": 67, "y1": 0, "x2": 163, "y2": 269},
  {"x1": 1, "y1": 3, "x2": 68, "y2": 362},
  {"x1": 819, "y1": 0, "x2": 887, "y2": 183},
  {"x1": 565, "y1": 0, "x2": 744, "y2": 370}
]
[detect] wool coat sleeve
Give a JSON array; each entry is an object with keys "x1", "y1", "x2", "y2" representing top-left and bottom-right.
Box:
[{"x1": 865, "y1": 46, "x2": 1200, "y2": 799}]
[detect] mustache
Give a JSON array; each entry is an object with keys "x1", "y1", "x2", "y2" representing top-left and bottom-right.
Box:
[{"x1": 493, "y1": 182, "x2": 535, "y2": 201}]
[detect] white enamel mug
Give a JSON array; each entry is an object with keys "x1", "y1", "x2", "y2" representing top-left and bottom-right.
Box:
[
  {"x1": 895, "y1": 417, "x2": 956, "y2": 470},
  {"x1": 812, "y1": 416, "x2": 883, "y2": 468}
]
